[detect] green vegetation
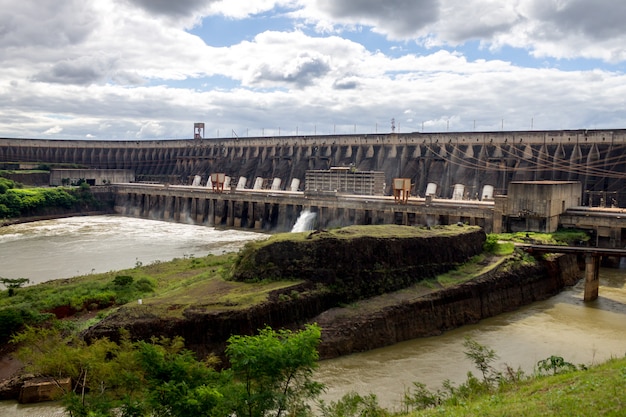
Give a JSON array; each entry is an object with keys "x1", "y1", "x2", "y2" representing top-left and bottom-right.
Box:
[
  {"x1": 226, "y1": 325, "x2": 323, "y2": 417},
  {"x1": 491, "y1": 228, "x2": 590, "y2": 246},
  {"x1": 483, "y1": 234, "x2": 515, "y2": 255},
  {"x1": 13, "y1": 323, "x2": 625, "y2": 417},
  {"x1": 13, "y1": 323, "x2": 322, "y2": 417},
  {"x1": 0, "y1": 177, "x2": 20, "y2": 194},
  {"x1": 427, "y1": 253, "x2": 501, "y2": 288},
  {"x1": 406, "y1": 355, "x2": 626, "y2": 416},
  {"x1": 0, "y1": 181, "x2": 101, "y2": 219},
  {"x1": 319, "y1": 392, "x2": 390, "y2": 417},
  {"x1": 0, "y1": 253, "x2": 299, "y2": 343},
  {"x1": 242, "y1": 224, "x2": 481, "y2": 250}
]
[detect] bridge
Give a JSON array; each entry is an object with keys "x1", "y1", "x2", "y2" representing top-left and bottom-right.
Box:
[
  {"x1": 525, "y1": 245, "x2": 626, "y2": 301},
  {"x1": 111, "y1": 182, "x2": 494, "y2": 232}
]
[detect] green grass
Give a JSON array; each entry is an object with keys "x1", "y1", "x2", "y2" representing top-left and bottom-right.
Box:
[
  {"x1": 408, "y1": 356, "x2": 626, "y2": 416},
  {"x1": 491, "y1": 228, "x2": 590, "y2": 246},
  {"x1": 244, "y1": 224, "x2": 482, "y2": 250},
  {"x1": 435, "y1": 254, "x2": 504, "y2": 287},
  {"x1": 0, "y1": 253, "x2": 301, "y2": 330}
]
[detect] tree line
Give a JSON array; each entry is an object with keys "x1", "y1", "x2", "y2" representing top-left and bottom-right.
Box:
[{"x1": 0, "y1": 178, "x2": 101, "y2": 218}]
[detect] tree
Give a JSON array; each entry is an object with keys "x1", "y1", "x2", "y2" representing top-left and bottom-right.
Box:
[
  {"x1": 225, "y1": 324, "x2": 324, "y2": 417},
  {"x1": 0, "y1": 277, "x2": 30, "y2": 296},
  {"x1": 135, "y1": 336, "x2": 228, "y2": 417},
  {"x1": 462, "y1": 336, "x2": 499, "y2": 385},
  {"x1": 13, "y1": 324, "x2": 325, "y2": 417}
]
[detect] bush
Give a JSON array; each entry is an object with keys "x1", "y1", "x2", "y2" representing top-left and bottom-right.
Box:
[
  {"x1": 0, "y1": 308, "x2": 25, "y2": 343},
  {"x1": 319, "y1": 392, "x2": 391, "y2": 417},
  {"x1": 483, "y1": 234, "x2": 499, "y2": 253},
  {"x1": 483, "y1": 234, "x2": 514, "y2": 255},
  {"x1": 113, "y1": 275, "x2": 134, "y2": 287},
  {"x1": 537, "y1": 355, "x2": 578, "y2": 376},
  {"x1": 0, "y1": 177, "x2": 15, "y2": 194},
  {"x1": 134, "y1": 277, "x2": 156, "y2": 292}
]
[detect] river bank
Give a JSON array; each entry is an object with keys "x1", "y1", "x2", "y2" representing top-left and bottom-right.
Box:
[
  {"x1": 0, "y1": 222, "x2": 584, "y2": 404},
  {"x1": 1, "y1": 210, "x2": 113, "y2": 227}
]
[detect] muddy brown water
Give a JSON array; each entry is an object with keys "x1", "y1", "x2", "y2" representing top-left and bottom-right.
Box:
[{"x1": 1, "y1": 216, "x2": 625, "y2": 414}]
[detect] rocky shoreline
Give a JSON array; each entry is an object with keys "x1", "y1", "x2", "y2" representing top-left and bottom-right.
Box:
[{"x1": 315, "y1": 253, "x2": 581, "y2": 358}]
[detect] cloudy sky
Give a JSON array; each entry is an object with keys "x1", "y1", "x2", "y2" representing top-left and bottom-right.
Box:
[{"x1": 2, "y1": 0, "x2": 626, "y2": 140}]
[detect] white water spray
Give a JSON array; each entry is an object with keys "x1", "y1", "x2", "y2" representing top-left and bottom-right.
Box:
[{"x1": 291, "y1": 210, "x2": 317, "y2": 232}]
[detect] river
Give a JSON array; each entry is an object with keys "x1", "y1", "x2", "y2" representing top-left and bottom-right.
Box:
[
  {"x1": 0, "y1": 215, "x2": 269, "y2": 284},
  {"x1": 1, "y1": 215, "x2": 625, "y2": 415}
]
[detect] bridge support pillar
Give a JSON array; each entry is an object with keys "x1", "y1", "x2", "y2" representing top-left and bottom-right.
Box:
[
  {"x1": 173, "y1": 197, "x2": 181, "y2": 222},
  {"x1": 190, "y1": 198, "x2": 198, "y2": 223},
  {"x1": 584, "y1": 254, "x2": 600, "y2": 302},
  {"x1": 246, "y1": 201, "x2": 256, "y2": 229},
  {"x1": 196, "y1": 198, "x2": 206, "y2": 224},
  {"x1": 253, "y1": 202, "x2": 262, "y2": 229},
  {"x1": 207, "y1": 199, "x2": 215, "y2": 226},
  {"x1": 227, "y1": 200, "x2": 235, "y2": 227},
  {"x1": 163, "y1": 196, "x2": 174, "y2": 220},
  {"x1": 140, "y1": 194, "x2": 148, "y2": 217}
]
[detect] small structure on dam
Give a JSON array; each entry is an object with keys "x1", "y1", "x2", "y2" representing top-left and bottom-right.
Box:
[
  {"x1": 305, "y1": 168, "x2": 385, "y2": 196},
  {"x1": 495, "y1": 181, "x2": 582, "y2": 233}
]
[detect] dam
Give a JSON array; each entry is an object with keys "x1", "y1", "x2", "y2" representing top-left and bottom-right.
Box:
[
  {"x1": 2, "y1": 128, "x2": 625, "y2": 206},
  {"x1": 3, "y1": 129, "x2": 626, "y2": 246}
]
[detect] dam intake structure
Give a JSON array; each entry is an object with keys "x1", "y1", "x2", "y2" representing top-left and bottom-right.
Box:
[{"x1": 2, "y1": 128, "x2": 626, "y2": 207}]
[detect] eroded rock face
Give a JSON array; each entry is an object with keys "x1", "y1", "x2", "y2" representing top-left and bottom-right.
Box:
[
  {"x1": 315, "y1": 254, "x2": 582, "y2": 358},
  {"x1": 231, "y1": 227, "x2": 487, "y2": 302},
  {"x1": 18, "y1": 377, "x2": 70, "y2": 404},
  {"x1": 85, "y1": 227, "x2": 487, "y2": 355},
  {"x1": 84, "y1": 252, "x2": 581, "y2": 363}
]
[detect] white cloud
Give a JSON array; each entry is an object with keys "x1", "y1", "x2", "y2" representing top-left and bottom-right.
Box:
[
  {"x1": 207, "y1": 0, "x2": 300, "y2": 19},
  {"x1": 43, "y1": 126, "x2": 63, "y2": 135},
  {"x1": 1, "y1": 0, "x2": 626, "y2": 140}
]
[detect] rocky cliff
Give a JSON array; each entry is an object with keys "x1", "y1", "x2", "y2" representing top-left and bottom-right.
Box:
[
  {"x1": 315, "y1": 253, "x2": 581, "y2": 358},
  {"x1": 231, "y1": 225, "x2": 486, "y2": 302},
  {"x1": 83, "y1": 225, "x2": 581, "y2": 362}
]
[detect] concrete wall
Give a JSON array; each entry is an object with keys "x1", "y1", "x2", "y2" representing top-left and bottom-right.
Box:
[
  {"x1": 50, "y1": 168, "x2": 135, "y2": 186},
  {"x1": 504, "y1": 181, "x2": 582, "y2": 232},
  {"x1": 507, "y1": 181, "x2": 582, "y2": 217},
  {"x1": 3, "y1": 128, "x2": 626, "y2": 205}
]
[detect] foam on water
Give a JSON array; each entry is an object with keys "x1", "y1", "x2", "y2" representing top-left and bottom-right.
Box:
[{"x1": 0, "y1": 215, "x2": 268, "y2": 284}]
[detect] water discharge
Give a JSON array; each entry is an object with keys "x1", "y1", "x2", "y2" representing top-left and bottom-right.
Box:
[
  {"x1": 0, "y1": 216, "x2": 625, "y2": 415},
  {"x1": 0, "y1": 215, "x2": 269, "y2": 284},
  {"x1": 291, "y1": 210, "x2": 317, "y2": 232}
]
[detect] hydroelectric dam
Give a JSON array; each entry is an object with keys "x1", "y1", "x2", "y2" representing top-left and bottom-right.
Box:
[{"x1": 2, "y1": 129, "x2": 626, "y2": 241}]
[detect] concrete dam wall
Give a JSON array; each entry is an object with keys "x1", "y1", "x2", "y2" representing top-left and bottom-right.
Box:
[{"x1": 2, "y1": 128, "x2": 626, "y2": 205}]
